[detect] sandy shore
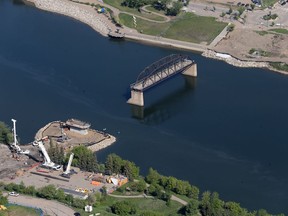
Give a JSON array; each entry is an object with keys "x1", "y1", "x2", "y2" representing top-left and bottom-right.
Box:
[{"x1": 27, "y1": 0, "x2": 111, "y2": 36}]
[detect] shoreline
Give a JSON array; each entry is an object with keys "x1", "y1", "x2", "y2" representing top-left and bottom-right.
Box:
[{"x1": 26, "y1": 0, "x2": 288, "y2": 75}]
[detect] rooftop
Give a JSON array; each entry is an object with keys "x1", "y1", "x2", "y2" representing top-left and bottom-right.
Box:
[{"x1": 65, "y1": 119, "x2": 91, "y2": 129}]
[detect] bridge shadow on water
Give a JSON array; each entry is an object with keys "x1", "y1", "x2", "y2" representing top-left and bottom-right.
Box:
[{"x1": 129, "y1": 76, "x2": 197, "y2": 125}]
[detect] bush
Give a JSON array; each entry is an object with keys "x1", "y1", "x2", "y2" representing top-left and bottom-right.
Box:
[{"x1": 111, "y1": 201, "x2": 137, "y2": 215}]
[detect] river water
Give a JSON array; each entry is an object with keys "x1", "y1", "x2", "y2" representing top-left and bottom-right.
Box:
[{"x1": 1, "y1": 0, "x2": 288, "y2": 214}]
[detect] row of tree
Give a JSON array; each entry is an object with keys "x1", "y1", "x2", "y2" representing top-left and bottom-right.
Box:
[
  {"x1": 121, "y1": 0, "x2": 185, "y2": 16},
  {"x1": 105, "y1": 153, "x2": 140, "y2": 180}
]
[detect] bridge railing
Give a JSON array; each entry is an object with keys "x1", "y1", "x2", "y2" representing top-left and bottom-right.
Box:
[{"x1": 130, "y1": 54, "x2": 193, "y2": 90}]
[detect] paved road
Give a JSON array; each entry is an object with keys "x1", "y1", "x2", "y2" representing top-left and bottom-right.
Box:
[{"x1": 8, "y1": 194, "x2": 75, "y2": 216}]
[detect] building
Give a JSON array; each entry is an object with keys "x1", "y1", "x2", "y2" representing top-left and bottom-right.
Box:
[{"x1": 64, "y1": 119, "x2": 91, "y2": 135}]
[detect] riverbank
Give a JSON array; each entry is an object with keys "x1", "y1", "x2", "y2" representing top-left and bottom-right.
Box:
[
  {"x1": 26, "y1": 0, "x2": 288, "y2": 75},
  {"x1": 26, "y1": 0, "x2": 111, "y2": 36},
  {"x1": 203, "y1": 49, "x2": 288, "y2": 75}
]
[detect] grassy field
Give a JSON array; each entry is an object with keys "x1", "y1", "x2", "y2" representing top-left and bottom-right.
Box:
[
  {"x1": 270, "y1": 62, "x2": 288, "y2": 72},
  {"x1": 145, "y1": 5, "x2": 166, "y2": 15},
  {"x1": 72, "y1": 195, "x2": 183, "y2": 215},
  {"x1": 1, "y1": 205, "x2": 40, "y2": 216},
  {"x1": 120, "y1": 12, "x2": 227, "y2": 44},
  {"x1": 261, "y1": 0, "x2": 278, "y2": 7},
  {"x1": 103, "y1": 0, "x2": 166, "y2": 21},
  {"x1": 269, "y1": 28, "x2": 288, "y2": 34}
]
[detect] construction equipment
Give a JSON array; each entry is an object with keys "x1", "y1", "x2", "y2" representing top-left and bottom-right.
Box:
[
  {"x1": 10, "y1": 119, "x2": 30, "y2": 155},
  {"x1": 33, "y1": 140, "x2": 62, "y2": 171},
  {"x1": 61, "y1": 153, "x2": 75, "y2": 178}
]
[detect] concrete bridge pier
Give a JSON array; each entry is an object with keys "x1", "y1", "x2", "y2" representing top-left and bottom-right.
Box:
[
  {"x1": 182, "y1": 63, "x2": 197, "y2": 77},
  {"x1": 130, "y1": 104, "x2": 144, "y2": 119},
  {"x1": 127, "y1": 90, "x2": 144, "y2": 107}
]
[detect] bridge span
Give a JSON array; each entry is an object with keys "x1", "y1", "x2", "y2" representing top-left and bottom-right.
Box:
[{"x1": 127, "y1": 54, "x2": 197, "y2": 106}]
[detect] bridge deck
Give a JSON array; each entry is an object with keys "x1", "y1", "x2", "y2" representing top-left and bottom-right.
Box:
[{"x1": 131, "y1": 59, "x2": 193, "y2": 91}]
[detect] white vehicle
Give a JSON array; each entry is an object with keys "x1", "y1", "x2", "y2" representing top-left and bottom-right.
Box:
[{"x1": 9, "y1": 191, "x2": 19, "y2": 197}]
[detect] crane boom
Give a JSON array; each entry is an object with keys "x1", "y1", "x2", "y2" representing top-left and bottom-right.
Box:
[
  {"x1": 34, "y1": 140, "x2": 62, "y2": 170},
  {"x1": 11, "y1": 119, "x2": 29, "y2": 154},
  {"x1": 38, "y1": 141, "x2": 52, "y2": 164},
  {"x1": 64, "y1": 153, "x2": 74, "y2": 175}
]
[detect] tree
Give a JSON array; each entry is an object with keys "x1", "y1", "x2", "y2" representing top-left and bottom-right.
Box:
[
  {"x1": 122, "y1": 160, "x2": 139, "y2": 180},
  {"x1": 55, "y1": 189, "x2": 66, "y2": 202},
  {"x1": 0, "y1": 191, "x2": 8, "y2": 205},
  {"x1": 72, "y1": 198, "x2": 86, "y2": 208},
  {"x1": 121, "y1": 0, "x2": 149, "y2": 8},
  {"x1": 130, "y1": 179, "x2": 147, "y2": 192},
  {"x1": 72, "y1": 146, "x2": 98, "y2": 172},
  {"x1": 186, "y1": 185, "x2": 199, "y2": 200},
  {"x1": 200, "y1": 191, "x2": 211, "y2": 216},
  {"x1": 210, "y1": 192, "x2": 224, "y2": 216},
  {"x1": 111, "y1": 201, "x2": 137, "y2": 215},
  {"x1": 166, "y1": 1, "x2": 183, "y2": 16},
  {"x1": 48, "y1": 139, "x2": 64, "y2": 165},
  {"x1": 153, "y1": 0, "x2": 171, "y2": 11},
  {"x1": 105, "y1": 153, "x2": 122, "y2": 174},
  {"x1": 147, "y1": 183, "x2": 162, "y2": 198},
  {"x1": 223, "y1": 201, "x2": 248, "y2": 216},
  {"x1": 0, "y1": 121, "x2": 13, "y2": 144},
  {"x1": 37, "y1": 185, "x2": 57, "y2": 200},
  {"x1": 24, "y1": 185, "x2": 37, "y2": 196},
  {"x1": 145, "y1": 168, "x2": 161, "y2": 184},
  {"x1": 182, "y1": 199, "x2": 199, "y2": 216}
]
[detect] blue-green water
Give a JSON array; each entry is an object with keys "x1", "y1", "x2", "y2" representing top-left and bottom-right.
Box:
[{"x1": 1, "y1": 0, "x2": 288, "y2": 214}]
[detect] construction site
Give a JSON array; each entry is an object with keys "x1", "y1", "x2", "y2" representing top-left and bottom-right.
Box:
[{"x1": 0, "y1": 118, "x2": 123, "y2": 199}]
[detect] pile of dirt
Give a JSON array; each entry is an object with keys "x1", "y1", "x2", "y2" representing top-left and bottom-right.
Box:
[{"x1": 0, "y1": 144, "x2": 39, "y2": 180}]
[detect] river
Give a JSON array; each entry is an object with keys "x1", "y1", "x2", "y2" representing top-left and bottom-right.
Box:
[{"x1": 1, "y1": 0, "x2": 288, "y2": 214}]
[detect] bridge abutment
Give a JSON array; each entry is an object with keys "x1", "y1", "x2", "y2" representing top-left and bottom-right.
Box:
[
  {"x1": 127, "y1": 90, "x2": 144, "y2": 107},
  {"x1": 182, "y1": 63, "x2": 197, "y2": 77}
]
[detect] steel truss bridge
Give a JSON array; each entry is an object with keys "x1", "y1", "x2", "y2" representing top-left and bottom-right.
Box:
[
  {"x1": 127, "y1": 54, "x2": 197, "y2": 106},
  {"x1": 130, "y1": 54, "x2": 195, "y2": 92}
]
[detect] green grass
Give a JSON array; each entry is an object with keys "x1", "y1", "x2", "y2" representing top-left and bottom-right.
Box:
[
  {"x1": 119, "y1": 13, "x2": 171, "y2": 35},
  {"x1": 248, "y1": 48, "x2": 273, "y2": 57},
  {"x1": 120, "y1": 12, "x2": 227, "y2": 44},
  {"x1": 269, "y1": 62, "x2": 288, "y2": 72},
  {"x1": 103, "y1": 0, "x2": 165, "y2": 21},
  {"x1": 109, "y1": 197, "x2": 182, "y2": 215},
  {"x1": 164, "y1": 13, "x2": 227, "y2": 44},
  {"x1": 269, "y1": 28, "x2": 288, "y2": 34},
  {"x1": 2, "y1": 205, "x2": 40, "y2": 216},
  {"x1": 255, "y1": 30, "x2": 270, "y2": 36},
  {"x1": 261, "y1": 0, "x2": 278, "y2": 7},
  {"x1": 145, "y1": 5, "x2": 166, "y2": 15},
  {"x1": 75, "y1": 195, "x2": 182, "y2": 215}
]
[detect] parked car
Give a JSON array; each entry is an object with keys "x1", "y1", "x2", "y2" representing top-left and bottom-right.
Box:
[{"x1": 8, "y1": 191, "x2": 19, "y2": 197}]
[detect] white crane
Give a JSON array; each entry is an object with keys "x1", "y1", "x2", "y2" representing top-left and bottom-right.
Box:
[
  {"x1": 11, "y1": 119, "x2": 29, "y2": 155},
  {"x1": 61, "y1": 153, "x2": 75, "y2": 178},
  {"x1": 34, "y1": 140, "x2": 62, "y2": 170}
]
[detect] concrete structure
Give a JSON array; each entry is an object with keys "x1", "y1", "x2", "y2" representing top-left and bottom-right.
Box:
[
  {"x1": 65, "y1": 119, "x2": 91, "y2": 135},
  {"x1": 182, "y1": 63, "x2": 197, "y2": 77},
  {"x1": 128, "y1": 90, "x2": 144, "y2": 107},
  {"x1": 127, "y1": 54, "x2": 197, "y2": 106}
]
